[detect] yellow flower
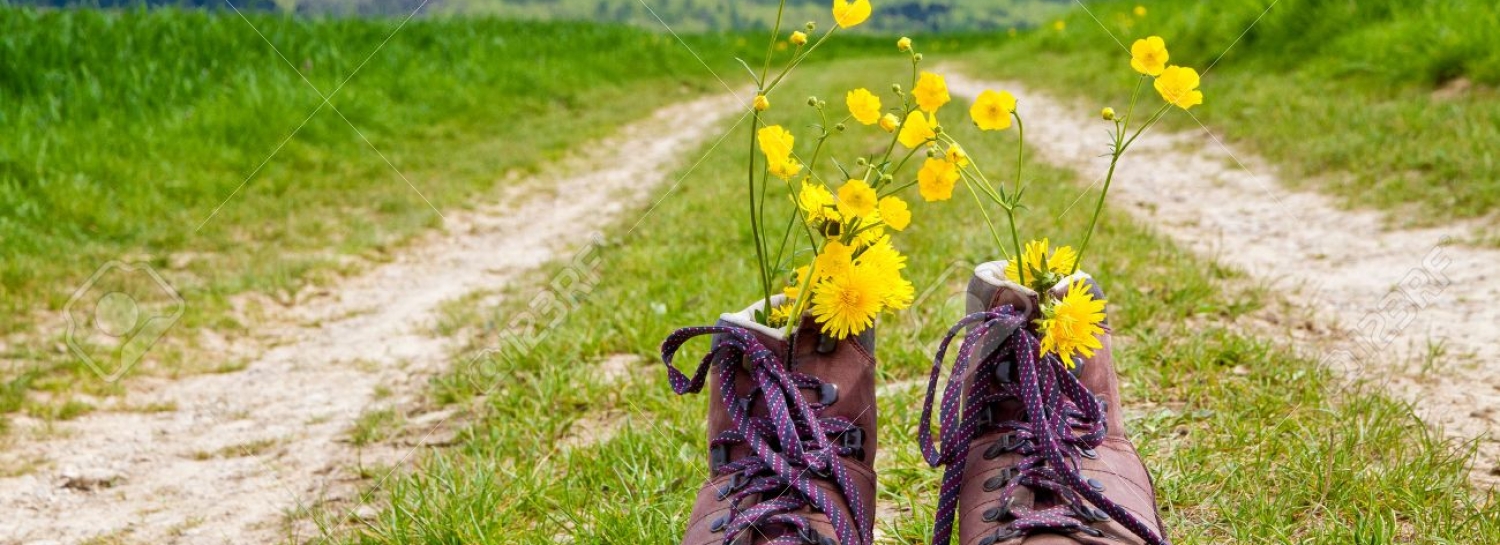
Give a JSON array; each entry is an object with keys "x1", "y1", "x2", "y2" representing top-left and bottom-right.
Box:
[
  {"x1": 879, "y1": 113, "x2": 900, "y2": 133},
  {"x1": 837, "y1": 179, "x2": 878, "y2": 218},
  {"x1": 832, "y1": 0, "x2": 871, "y2": 29},
  {"x1": 969, "y1": 89, "x2": 1016, "y2": 131},
  {"x1": 846, "y1": 88, "x2": 882, "y2": 125},
  {"x1": 811, "y1": 262, "x2": 884, "y2": 339},
  {"x1": 768, "y1": 302, "x2": 795, "y2": 327},
  {"x1": 916, "y1": 157, "x2": 958, "y2": 202},
  {"x1": 769, "y1": 157, "x2": 803, "y2": 180},
  {"x1": 757, "y1": 125, "x2": 795, "y2": 162},
  {"x1": 945, "y1": 143, "x2": 969, "y2": 167},
  {"x1": 797, "y1": 180, "x2": 836, "y2": 223},
  {"x1": 790, "y1": 30, "x2": 809, "y2": 46},
  {"x1": 856, "y1": 235, "x2": 906, "y2": 277},
  {"x1": 1101, "y1": 106, "x2": 1116, "y2": 120},
  {"x1": 883, "y1": 275, "x2": 914, "y2": 310},
  {"x1": 1038, "y1": 278, "x2": 1108, "y2": 366},
  {"x1": 897, "y1": 111, "x2": 936, "y2": 149},
  {"x1": 1134, "y1": 5, "x2": 1146, "y2": 17},
  {"x1": 877, "y1": 196, "x2": 910, "y2": 231},
  {"x1": 913, "y1": 71, "x2": 951, "y2": 113},
  {"x1": 753, "y1": 94, "x2": 770, "y2": 112},
  {"x1": 1130, "y1": 36, "x2": 1169, "y2": 76},
  {"x1": 897, "y1": 36, "x2": 912, "y2": 52},
  {"x1": 1004, "y1": 238, "x2": 1078, "y2": 284},
  {"x1": 852, "y1": 221, "x2": 885, "y2": 248},
  {"x1": 1052, "y1": 20, "x2": 1066, "y2": 31},
  {"x1": 1154, "y1": 65, "x2": 1204, "y2": 110},
  {"x1": 816, "y1": 240, "x2": 855, "y2": 280}
]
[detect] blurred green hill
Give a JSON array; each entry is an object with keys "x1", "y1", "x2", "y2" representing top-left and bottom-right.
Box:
[{"x1": 9, "y1": 0, "x2": 1073, "y2": 32}]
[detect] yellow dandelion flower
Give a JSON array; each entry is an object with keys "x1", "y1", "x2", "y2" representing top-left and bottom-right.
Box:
[
  {"x1": 852, "y1": 221, "x2": 885, "y2": 248},
  {"x1": 790, "y1": 30, "x2": 808, "y2": 46},
  {"x1": 816, "y1": 240, "x2": 855, "y2": 280},
  {"x1": 1004, "y1": 239, "x2": 1078, "y2": 284},
  {"x1": 768, "y1": 302, "x2": 795, "y2": 328},
  {"x1": 897, "y1": 36, "x2": 912, "y2": 52},
  {"x1": 883, "y1": 275, "x2": 915, "y2": 310},
  {"x1": 913, "y1": 71, "x2": 951, "y2": 113},
  {"x1": 846, "y1": 88, "x2": 882, "y2": 125},
  {"x1": 877, "y1": 196, "x2": 911, "y2": 231},
  {"x1": 970, "y1": 89, "x2": 1016, "y2": 131},
  {"x1": 897, "y1": 110, "x2": 936, "y2": 149},
  {"x1": 1038, "y1": 278, "x2": 1108, "y2": 366},
  {"x1": 769, "y1": 157, "x2": 803, "y2": 180},
  {"x1": 753, "y1": 94, "x2": 770, "y2": 112},
  {"x1": 916, "y1": 157, "x2": 958, "y2": 202},
  {"x1": 1130, "y1": 36, "x2": 1169, "y2": 76},
  {"x1": 757, "y1": 125, "x2": 795, "y2": 162},
  {"x1": 945, "y1": 143, "x2": 970, "y2": 167},
  {"x1": 879, "y1": 112, "x2": 900, "y2": 133},
  {"x1": 837, "y1": 179, "x2": 878, "y2": 218},
  {"x1": 811, "y1": 262, "x2": 884, "y2": 339},
  {"x1": 1154, "y1": 65, "x2": 1203, "y2": 110},
  {"x1": 832, "y1": 0, "x2": 871, "y2": 29},
  {"x1": 856, "y1": 235, "x2": 906, "y2": 278},
  {"x1": 797, "y1": 180, "x2": 836, "y2": 223}
]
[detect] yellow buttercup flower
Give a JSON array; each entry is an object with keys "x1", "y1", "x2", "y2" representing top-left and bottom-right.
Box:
[
  {"x1": 945, "y1": 143, "x2": 969, "y2": 167},
  {"x1": 879, "y1": 113, "x2": 900, "y2": 133},
  {"x1": 832, "y1": 0, "x2": 871, "y2": 29},
  {"x1": 767, "y1": 302, "x2": 795, "y2": 327},
  {"x1": 769, "y1": 157, "x2": 803, "y2": 180},
  {"x1": 897, "y1": 36, "x2": 912, "y2": 52},
  {"x1": 753, "y1": 94, "x2": 770, "y2": 112},
  {"x1": 1130, "y1": 36, "x2": 1169, "y2": 76},
  {"x1": 837, "y1": 179, "x2": 878, "y2": 218},
  {"x1": 790, "y1": 30, "x2": 808, "y2": 46},
  {"x1": 897, "y1": 111, "x2": 936, "y2": 149},
  {"x1": 1154, "y1": 65, "x2": 1204, "y2": 110},
  {"x1": 797, "y1": 180, "x2": 836, "y2": 223},
  {"x1": 1134, "y1": 5, "x2": 1146, "y2": 17},
  {"x1": 913, "y1": 71, "x2": 951, "y2": 113},
  {"x1": 877, "y1": 196, "x2": 910, "y2": 231},
  {"x1": 757, "y1": 125, "x2": 795, "y2": 162},
  {"x1": 1038, "y1": 278, "x2": 1107, "y2": 366},
  {"x1": 1004, "y1": 238, "x2": 1077, "y2": 284},
  {"x1": 917, "y1": 157, "x2": 958, "y2": 202},
  {"x1": 811, "y1": 262, "x2": 884, "y2": 339},
  {"x1": 846, "y1": 88, "x2": 882, "y2": 125},
  {"x1": 1053, "y1": 20, "x2": 1066, "y2": 31},
  {"x1": 816, "y1": 240, "x2": 855, "y2": 280},
  {"x1": 1101, "y1": 107, "x2": 1116, "y2": 120},
  {"x1": 969, "y1": 89, "x2": 1016, "y2": 131}
]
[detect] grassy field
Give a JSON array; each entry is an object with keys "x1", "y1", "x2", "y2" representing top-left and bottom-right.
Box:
[
  {"x1": 963, "y1": 0, "x2": 1500, "y2": 223},
  {"x1": 0, "y1": 6, "x2": 742, "y2": 420},
  {"x1": 339, "y1": 57, "x2": 1500, "y2": 544}
]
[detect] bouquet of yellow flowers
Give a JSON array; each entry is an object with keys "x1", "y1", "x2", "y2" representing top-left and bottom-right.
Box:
[{"x1": 737, "y1": 0, "x2": 1203, "y2": 367}]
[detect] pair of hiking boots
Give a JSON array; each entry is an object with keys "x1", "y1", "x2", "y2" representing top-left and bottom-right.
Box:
[{"x1": 661, "y1": 261, "x2": 1170, "y2": 545}]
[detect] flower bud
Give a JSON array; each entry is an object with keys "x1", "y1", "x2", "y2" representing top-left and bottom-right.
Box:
[
  {"x1": 855, "y1": 157, "x2": 867, "y2": 166},
  {"x1": 805, "y1": 21, "x2": 816, "y2": 31},
  {"x1": 913, "y1": 53, "x2": 924, "y2": 62},
  {"x1": 879, "y1": 113, "x2": 899, "y2": 133},
  {"x1": 817, "y1": 99, "x2": 827, "y2": 108},
  {"x1": 880, "y1": 173, "x2": 894, "y2": 184},
  {"x1": 897, "y1": 37, "x2": 912, "y2": 52},
  {"x1": 753, "y1": 94, "x2": 770, "y2": 112},
  {"x1": 835, "y1": 123, "x2": 847, "y2": 132},
  {"x1": 891, "y1": 83, "x2": 902, "y2": 95},
  {"x1": 1101, "y1": 107, "x2": 1116, "y2": 120},
  {"x1": 807, "y1": 96, "x2": 819, "y2": 107},
  {"x1": 933, "y1": 124, "x2": 944, "y2": 134},
  {"x1": 926, "y1": 148, "x2": 937, "y2": 158},
  {"x1": 790, "y1": 31, "x2": 808, "y2": 47}
]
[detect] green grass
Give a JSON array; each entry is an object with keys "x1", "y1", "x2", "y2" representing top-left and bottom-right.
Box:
[
  {"x1": 966, "y1": 0, "x2": 1500, "y2": 221},
  {"x1": 337, "y1": 58, "x2": 1499, "y2": 544},
  {"x1": 0, "y1": 6, "x2": 744, "y2": 417}
]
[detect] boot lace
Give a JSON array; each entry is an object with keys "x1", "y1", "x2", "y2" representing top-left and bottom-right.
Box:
[
  {"x1": 663, "y1": 326, "x2": 872, "y2": 545},
  {"x1": 917, "y1": 307, "x2": 1168, "y2": 545}
]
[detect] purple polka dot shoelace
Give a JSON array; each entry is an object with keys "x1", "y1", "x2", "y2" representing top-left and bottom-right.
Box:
[
  {"x1": 917, "y1": 307, "x2": 1168, "y2": 545},
  {"x1": 662, "y1": 325, "x2": 872, "y2": 545}
]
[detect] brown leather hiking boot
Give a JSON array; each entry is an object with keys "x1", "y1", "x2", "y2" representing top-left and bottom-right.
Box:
[
  {"x1": 662, "y1": 297, "x2": 878, "y2": 545},
  {"x1": 918, "y1": 262, "x2": 1169, "y2": 545}
]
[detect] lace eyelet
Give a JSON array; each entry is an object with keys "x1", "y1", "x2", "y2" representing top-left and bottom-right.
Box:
[
  {"x1": 1086, "y1": 477, "x2": 1105, "y2": 492},
  {"x1": 1080, "y1": 447, "x2": 1098, "y2": 459},
  {"x1": 818, "y1": 383, "x2": 839, "y2": 405},
  {"x1": 709, "y1": 514, "x2": 729, "y2": 532}
]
